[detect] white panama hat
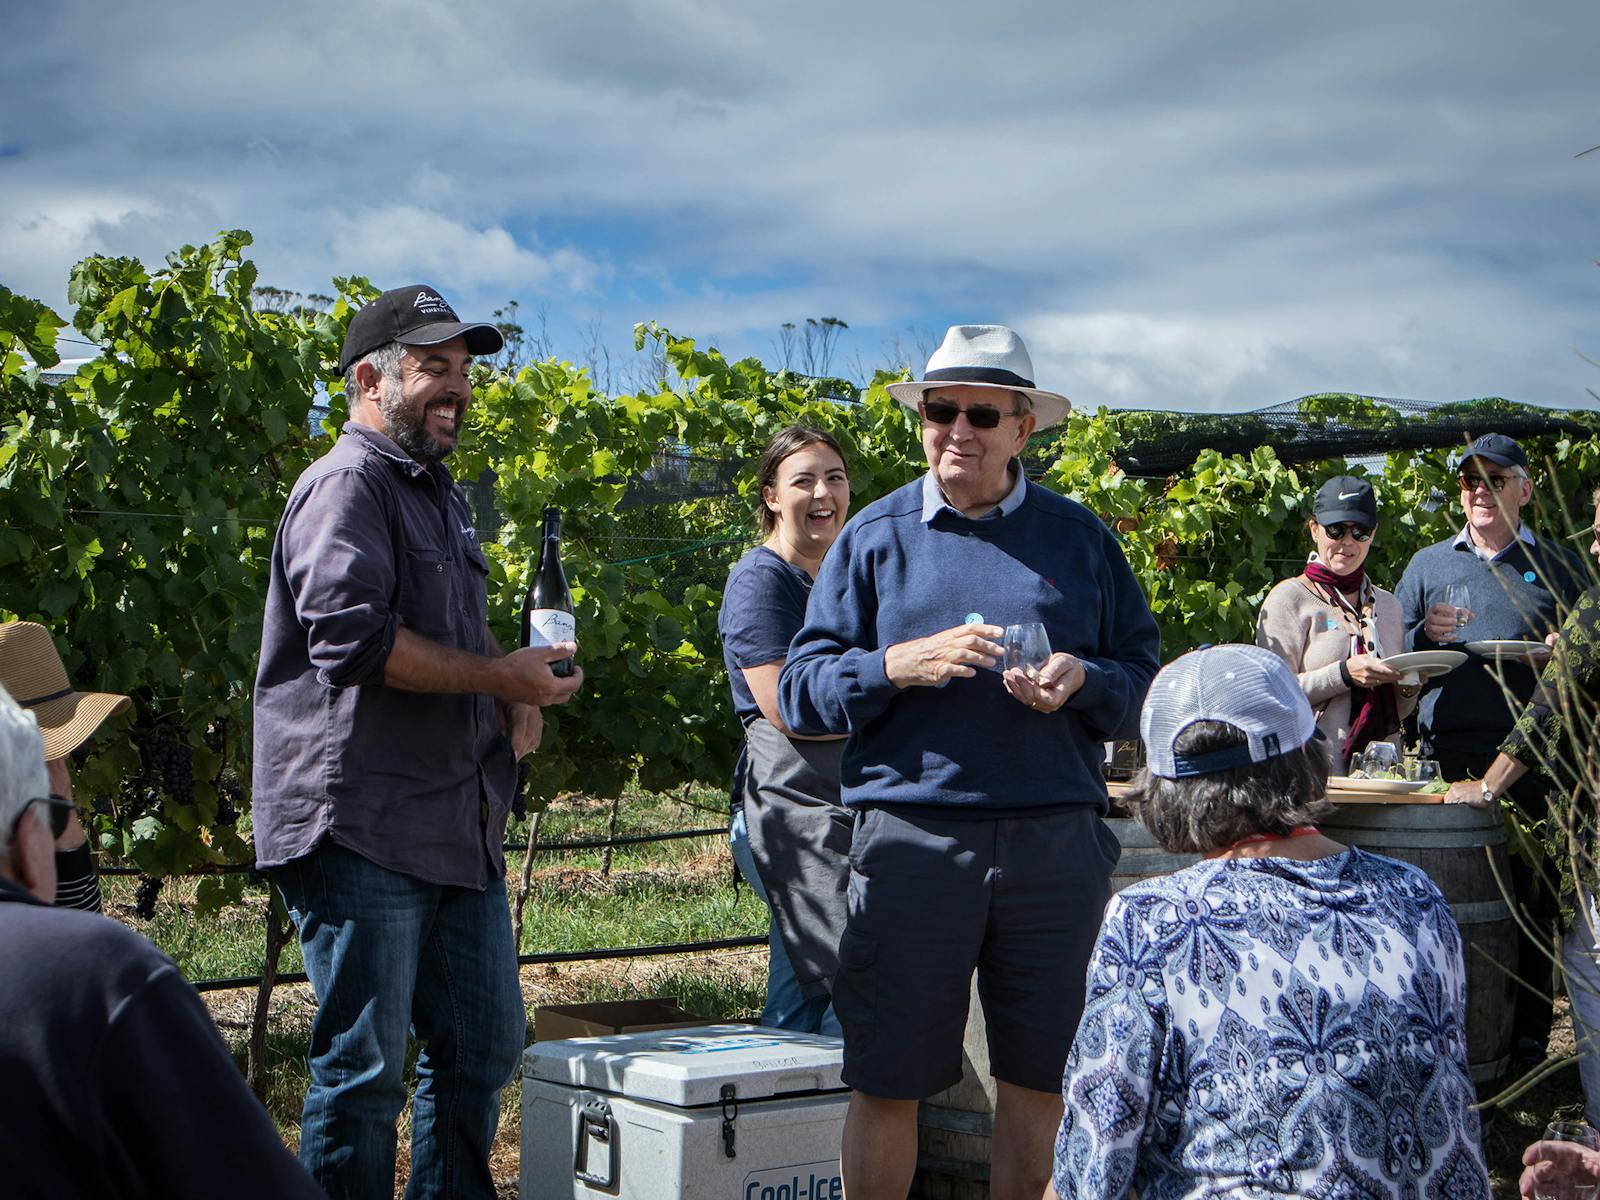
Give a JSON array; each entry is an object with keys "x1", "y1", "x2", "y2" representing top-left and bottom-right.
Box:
[{"x1": 885, "y1": 324, "x2": 1071, "y2": 431}]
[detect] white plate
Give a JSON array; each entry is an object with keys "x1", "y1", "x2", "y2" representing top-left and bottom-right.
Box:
[
  {"x1": 1382, "y1": 650, "x2": 1468, "y2": 683},
  {"x1": 1330, "y1": 776, "x2": 1431, "y2": 795},
  {"x1": 1466, "y1": 639, "x2": 1552, "y2": 664}
]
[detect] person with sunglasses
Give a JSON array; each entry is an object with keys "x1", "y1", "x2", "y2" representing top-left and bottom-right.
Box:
[
  {"x1": 1256, "y1": 475, "x2": 1417, "y2": 773},
  {"x1": 1395, "y1": 431, "x2": 1588, "y2": 1070},
  {"x1": 0, "y1": 620, "x2": 131, "y2": 913},
  {"x1": 0, "y1": 684, "x2": 325, "y2": 1197},
  {"x1": 779, "y1": 325, "x2": 1160, "y2": 1200}
]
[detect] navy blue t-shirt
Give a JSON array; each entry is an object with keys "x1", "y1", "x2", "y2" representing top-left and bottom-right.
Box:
[{"x1": 719, "y1": 545, "x2": 814, "y2": 727}]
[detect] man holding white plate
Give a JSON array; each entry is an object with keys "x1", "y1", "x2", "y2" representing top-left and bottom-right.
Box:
[{"x1": 1395, "y1": 431, "x2": 1587, "y2": 1065}]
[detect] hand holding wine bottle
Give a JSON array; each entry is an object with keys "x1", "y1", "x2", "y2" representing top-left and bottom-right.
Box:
[
  {"x1": 498, "y1": 506, "x2": 585, "y2": 709},
  {"x1": 524, "y1": 507, "x2": 577, "y2": 677}
]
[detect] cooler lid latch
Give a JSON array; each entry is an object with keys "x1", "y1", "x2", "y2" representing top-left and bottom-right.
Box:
[
  {"x1": 720, "y1": 1083, "x2": 739, "y2": 1159},
  {"x1": 574, "y1": 1096, "x2": 618, "y2": 1189}
]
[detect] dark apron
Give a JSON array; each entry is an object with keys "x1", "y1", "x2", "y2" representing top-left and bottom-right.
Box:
[{"x1": 740, "y1": 718, "x2": 852, "y2": 998}]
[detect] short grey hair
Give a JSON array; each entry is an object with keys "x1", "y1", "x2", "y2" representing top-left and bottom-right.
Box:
[
  {"x1": 1124, "y1": 720, "x2": 1333, "y2": 854},
  {"x1": 342, "y1": 340, "x2": 407, "y2": 402},
  {"x1": 0, "y1": 685, "x2": 49, "y2": 863}
]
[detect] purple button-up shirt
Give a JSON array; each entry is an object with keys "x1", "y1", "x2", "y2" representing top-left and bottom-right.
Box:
[{"x1": 252, "y1": 422, "x2": 517, "y2": 888}]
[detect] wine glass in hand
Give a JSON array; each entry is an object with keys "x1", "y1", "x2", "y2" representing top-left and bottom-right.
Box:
[
  {"x1": 1003, "y1": 623, "x2": 1052, "y2": 684},
  {"x1": 1446, "y1": 583, "x2": 1474, "y2": 636},
  {"x1": 1535, "y1": 1122, "x2": 1600, "y2": 1200}
]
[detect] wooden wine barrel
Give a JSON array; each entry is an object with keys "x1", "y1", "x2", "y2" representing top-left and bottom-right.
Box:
[
  {"x1": 1105, "y1": 815, "x2": 1200, "y2": 892},
  {"x1": 1317, "y1": 801, "x2": 1519, "y2": 1087}
]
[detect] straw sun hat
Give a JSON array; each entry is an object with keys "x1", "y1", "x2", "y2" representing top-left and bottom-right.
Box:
[{"x1": 0, "y1": 622, "x2": 130, "y2": 761}]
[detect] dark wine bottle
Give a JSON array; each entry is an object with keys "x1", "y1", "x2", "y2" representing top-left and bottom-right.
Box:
[{"x1": 522, "y1": 507, "x2": 575, "y2": 677}]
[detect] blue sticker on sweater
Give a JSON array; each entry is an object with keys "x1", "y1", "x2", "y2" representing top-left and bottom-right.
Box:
[
  {"x1": 965, "y1": 612, "x2": 984, "y2": 625},
  {"x1": 1524, "y1": 571, "x2": 1537, "y2": 583}
]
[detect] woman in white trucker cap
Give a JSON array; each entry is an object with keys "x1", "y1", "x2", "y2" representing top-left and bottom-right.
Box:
[{"x1": 1047, "y1": 644, "x2": 1489, "y2": 1199}]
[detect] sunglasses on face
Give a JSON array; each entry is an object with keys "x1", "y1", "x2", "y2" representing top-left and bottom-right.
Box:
[
  {"x1": 12, "y1": 794, "x2": 75, "y2": 842},
  {"x1": 1321, "y1": 523, "x2": 1372, "y2": 542},
  {"x1": 919, "y1": 400, "x2": 1018, "y2": 429},
  {"x1": 1459, "y1": 472, "x2": 1514, "y2": 493}
]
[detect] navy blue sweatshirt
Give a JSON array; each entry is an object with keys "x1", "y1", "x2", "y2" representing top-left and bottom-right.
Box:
[{"x1": 778, "y1": 477, "x2": 1160, "y2": 813}]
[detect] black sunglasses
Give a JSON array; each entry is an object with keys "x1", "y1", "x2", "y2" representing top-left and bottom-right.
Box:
[
  {"x1": 1459, "y1": 472, "x2": 1514, "y2": 493},
  {"x1": 919, "y1": 399, "x2": 1018, "y2": 430},
  {"x1": 1321, "y1": 523, "x2": 1372, "y2": 542},
  {"x1": 12, "y1": 794, "x2": 75, "y2": 841}
]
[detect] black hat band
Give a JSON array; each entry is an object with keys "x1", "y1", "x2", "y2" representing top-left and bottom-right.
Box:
[{"x1": 924, "y1": 366, "x2": 1036, "y2": 389}]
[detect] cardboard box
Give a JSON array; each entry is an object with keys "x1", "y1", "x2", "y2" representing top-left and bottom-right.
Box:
[
  {"x1": 521, "y1": 1024, "x2": 848, "y2": 1200},
  {"x1": 534, "y1": 997, "x2": 711, "y2": 1042}
]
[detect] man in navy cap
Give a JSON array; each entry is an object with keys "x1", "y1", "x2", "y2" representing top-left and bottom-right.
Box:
[
  {"x1": 1395, "y1": 431, "x2": 1587, "y2": 1064},
  {"x1": 254, "y1": 284, "x2": 584, "y2": 1197}
]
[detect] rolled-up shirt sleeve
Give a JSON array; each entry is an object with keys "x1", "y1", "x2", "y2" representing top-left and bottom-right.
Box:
[{"x1": 278, "y1": 467, "x2": 399, "y2": 688}]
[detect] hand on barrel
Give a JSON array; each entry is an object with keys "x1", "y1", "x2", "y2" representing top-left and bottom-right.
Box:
[{"x1": 1443, "y1": 781, "x2": 1493, "y2": 807}]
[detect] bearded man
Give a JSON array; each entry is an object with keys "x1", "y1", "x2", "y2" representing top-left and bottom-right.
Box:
[{"x1": 253, "y1": 284, "x2": 582, "y2": 1198}]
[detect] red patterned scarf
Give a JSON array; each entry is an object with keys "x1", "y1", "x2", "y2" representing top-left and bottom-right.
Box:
[{"x1": 1302, "y1": 561, "x2": 1397, "y2": 760}]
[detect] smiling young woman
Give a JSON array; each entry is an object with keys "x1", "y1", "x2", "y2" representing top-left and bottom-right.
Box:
[{"x1": 718, "y1": 426, "x2": 853, "y2": 1034}]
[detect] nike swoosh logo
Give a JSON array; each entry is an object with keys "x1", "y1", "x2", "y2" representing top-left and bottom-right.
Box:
[{"x1": 1338, "y1": 491, "x2": 1362, "y2": 500}]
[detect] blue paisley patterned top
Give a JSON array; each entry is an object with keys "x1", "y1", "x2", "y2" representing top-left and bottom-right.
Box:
[{"x1": 1053, "y1": 849, "x2": 1491, "y2": 1199}]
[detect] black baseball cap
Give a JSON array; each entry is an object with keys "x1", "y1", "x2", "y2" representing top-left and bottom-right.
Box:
[
  {"x1": 1312, "y1": 475, "x2": 1378, "y2": 527},
  {"x1": 1454, "y1": 432, "x2": 1528, "y2": 473},
  {"x1": 338, "y1": 284, "x2": 505, "y2": 373}
]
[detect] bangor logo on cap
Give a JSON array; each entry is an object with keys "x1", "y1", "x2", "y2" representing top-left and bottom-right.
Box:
[{"x1": 412, "y1": 290, "x2": 456, "y2": 318}]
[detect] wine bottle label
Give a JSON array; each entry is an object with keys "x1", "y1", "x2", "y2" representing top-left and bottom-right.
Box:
[{"x1": 526, "y1": 609, "x2": 576, "y2": 649}]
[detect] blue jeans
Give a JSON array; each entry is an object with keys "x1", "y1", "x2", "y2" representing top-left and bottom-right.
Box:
[
  {"x1": 274, "y1": 841, "x2": 526, "y2": 1200},
  {"x1": 730, "y1": 810, "x2": 840, "y2": 1036}
]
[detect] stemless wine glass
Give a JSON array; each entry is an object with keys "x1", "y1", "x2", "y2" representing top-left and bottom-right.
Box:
[
  {"x1": 1536, "y1": 1122, "x2": 1600, "y2": 1200},
  {"x1": 1446, "y1": 582, "x2": 1474, "y2": 635},
  {"x1": 1360, "y1": 742, "x2": 1400, "y2": 778},
  {"x1": 1406, "y1": 757, "x2": 1441, "y2": 784},
  {"x1": 1003, "y1": 623, "x2": 1052, "y2": 683}
]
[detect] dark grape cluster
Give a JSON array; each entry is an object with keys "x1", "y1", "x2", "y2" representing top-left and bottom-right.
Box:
[
  {"x1": 133, "y1": 875, "x2": 163, "y2": 920},
  {"x1": 136, "y1": 733, "x2": 194, "y2": 806},
  {"x1": 216, "y1": 777, "x2": 244, "y2": 827}
]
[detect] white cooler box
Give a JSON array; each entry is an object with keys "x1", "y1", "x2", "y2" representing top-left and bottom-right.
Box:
[{"x1": 520, "y1": 1024, "x2": 848, "y2": 1200}]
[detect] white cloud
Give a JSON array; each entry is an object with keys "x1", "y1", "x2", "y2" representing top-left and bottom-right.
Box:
[
  {"x1": 5, "y1": 0, "x2": 1598, "y2": 410},
  {"x1": 324, "y1": 206, "x2": 603, "y2": 296}
]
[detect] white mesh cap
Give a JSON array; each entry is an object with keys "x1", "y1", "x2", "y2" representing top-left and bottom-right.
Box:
[{"x1": 1141, "y1": 644, "x2": 1317, "y2": 779}]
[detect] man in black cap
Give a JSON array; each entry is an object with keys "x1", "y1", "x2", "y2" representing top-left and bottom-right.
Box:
[
  {"x1": 1395, "y1": 431, "x2": 1587, "y2": 1065},
  {"x1": 253, "y1": 284, "x2": 583, "y2": 1198}
]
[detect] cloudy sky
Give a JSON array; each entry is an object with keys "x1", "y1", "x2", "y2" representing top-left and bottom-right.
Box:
[{"x1": 5, "y1": 0, "x2": 1598, "y2": 410}]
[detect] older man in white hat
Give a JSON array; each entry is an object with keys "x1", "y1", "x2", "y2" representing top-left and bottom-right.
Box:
[{"x1": 780, "y1": 326, "x2": 1160, "y2": 1200}]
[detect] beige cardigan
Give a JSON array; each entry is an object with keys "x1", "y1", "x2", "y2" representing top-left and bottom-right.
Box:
[{"x1": 1255, "y1": 575, "x2": 1418, "y2": 772}]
